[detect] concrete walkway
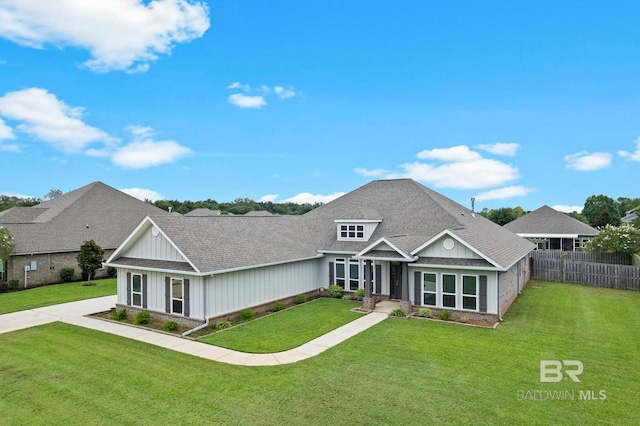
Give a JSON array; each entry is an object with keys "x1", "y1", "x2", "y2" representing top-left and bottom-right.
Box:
[{"x1": 0, "y1": 296, "x2": 388, "y2": 366}]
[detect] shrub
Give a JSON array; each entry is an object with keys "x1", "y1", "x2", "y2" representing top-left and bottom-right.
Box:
[
  {"x1": 60, "y1": 267, "x2": 75, "y2": 282},
  {"x1": 162, "y1": 320, "x2": 179, "y2": 332},
  {"x1": 273, "y1": 301, "x2": 285, "y2": 312},
  {"x1": 438, "y1": 310, "x2": 452, "y2": 321},
  {"x1": 8, "y1": 279, "x2": 20, "y2": 290},
  {"x1": 0, "y1": 281, "x2": 8, "y2": 293},
  {"x1": 390, "y1": 308, "x2": 406, "y2": 317},
  {"x1": 133, "y1": 310, "x2": 151, "y2": 325},
  {"x1": 459, "y1": 316, "x2": 469, "y2": 323},
  {"x1": 215, "y1": 320, "x2": 232, "y2": 330},
  {"x1": 237, "y1": 309, "x2": 254, "y2": 322},
  {"x1": 107, "y1": 266, "x2": 117, "y2": 278},
  {"x1": 328, "y1": 285, "x2": 343, "y2": 298},
  {"x1": 342, "y1": 294, "x2": 352, "y2": 300},
  {"x1": 295, "y1": 294, "x2": 307, "y2": 304},
  {"x1": 111, "y1": 308, "x2": 128, "y2": 321},
  {"x1": 354, "y1": 288, "x2": 365, "y2": 301},
  {"x1": 418, "y1": 307, "x2": 432, "y2": 318}
]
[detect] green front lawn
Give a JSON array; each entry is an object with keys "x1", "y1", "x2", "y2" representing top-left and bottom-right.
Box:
[
  {"x1": 0, "y1": 278, "x2": 116, "y2": 314},
  {"x1": 0, "y1": 280, "x2": 638, "y2": 424},
  {"x1": 197, "y1": 298, "x2": 363, "y2": 352}
]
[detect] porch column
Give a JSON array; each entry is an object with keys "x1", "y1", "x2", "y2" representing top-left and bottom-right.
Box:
[
  {"x1": 363, "y1": 259, "x2": 375, "y2": 310},
  {"x1": 399, "y1": 262, "x2": 411, "y2": 314}
]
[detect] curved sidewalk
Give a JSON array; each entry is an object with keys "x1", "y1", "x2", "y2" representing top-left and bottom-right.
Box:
[{"x1": 0, "y1": 295, "x2": 388, "y2": 366}]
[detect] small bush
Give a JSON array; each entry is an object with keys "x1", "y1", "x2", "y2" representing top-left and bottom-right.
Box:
[
  {"x1": 237, "y1": 309, "x2": 254, "y2": 322},
  {"x1": 8, "y1": 279, "x2": 20, "y2": 290},
  {"x1": 133, "y1": 310, "x2": 151, "y2": 325},
  {"x1": 273, "y1": 301, "x2": 285, "y2": 312},
  {"x1": 328, "y1": 285, "x2": 343, "y2": 298},
  {"x1": 295, "y1": 294, "x2": 307, "y2": 304},
  {"x1": 0, "y1": 281, "x2": 8, "y2": 293},
  {"x1": 390, "y1": 308, "x2": 406, "y2": 317},
  {"x1": 60, "y1": 267, "x2": 74, "y2": 282},
  {"x1": 111, "y1": 308, "x2": 128, "y2": 321},
  {"x1": 438, "y1": 310, "x2": 451, "y2": 321},
  {"x1": 215, "y1": 320, "x2": 232, "y2": 330},
  {"x1": 418, "y1": 307, "x2": 432, "y2": 318},
  {"x1": 107, "y1": 266, "x2": 117, "y2": 278},
  {"x1": 354, "y1": 288, "x2": 365, "y2": 301},
  {"x1": 459, "y1": 316, "x2": 469, "y2": 324},
  {"x1": 162, "y1": 320, "x2": 179, "y2": 332},
  {"x1": 342, "y1": 294, "x2": 352, "y2": 300}
]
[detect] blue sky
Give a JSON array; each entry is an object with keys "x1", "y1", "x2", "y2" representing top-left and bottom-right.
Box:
[{"x1": 0, "y1": 1, "x2": 638, "y2": 212}]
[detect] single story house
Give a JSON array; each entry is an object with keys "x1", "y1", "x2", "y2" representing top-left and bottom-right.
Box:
[
  {"x1": 106, "y1": 179, "x2": 535, "y2": 326},
  {"x1": 503, "y1": 205, "x2": 598, "y2": 251},
  {"x1": 0, "y1": 182, "x2": 168, "y2": 287}
]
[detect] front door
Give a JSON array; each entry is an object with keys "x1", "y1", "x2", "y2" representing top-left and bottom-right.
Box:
[{"x1": 390, "y1": 262, "x2": 402, "y2": 299}]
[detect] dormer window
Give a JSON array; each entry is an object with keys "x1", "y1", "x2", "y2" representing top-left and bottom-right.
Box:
[{"x1": 340, "y1": 224, "x2": 364, "y2": 239}]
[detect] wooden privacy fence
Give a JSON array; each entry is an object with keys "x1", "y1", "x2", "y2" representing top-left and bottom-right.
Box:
[
  {"x1": 530, "y1": 250, "x2": 631, "y2": 265},
  {"x1": 531, "y1": 257, "x2": 640, "y2": 290}
]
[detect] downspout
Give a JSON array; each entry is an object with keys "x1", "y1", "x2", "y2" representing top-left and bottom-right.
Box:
[
  {"x1": 497, "y1": 272, "x2": 503, "y2": 322},
  {"x1": 182, "y1": 279, "x2": 209, "y2": 337}
]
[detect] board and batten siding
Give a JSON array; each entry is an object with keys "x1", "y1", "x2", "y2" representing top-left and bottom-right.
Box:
[
  {"x1": 205, "y1": 258, "x2": 323, "y2": 317},
  {"x1": 123, "y1": 225, "x2": 185, "y2": 261},
  {"x1": 117, "y1": 268, "x2": 204, "y2": 319},
  {"x1": 408, "y1": 266, "x2": 499, "y2": 314},
  {"x1": 414, "y1": 235, "x2": 482, "y2": 259}
]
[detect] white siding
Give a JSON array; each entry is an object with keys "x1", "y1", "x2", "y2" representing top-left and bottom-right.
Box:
[
  {"x1": 409, "y1": 266, "x2": 498, "y2": 314},
  {"x1": 415, "y1": 235, "x2": 482, "y2": 259},
  {"x1": 123, "y1": 226, "x2": 185, "y2": 261},
  {"x1": 205, "y1": 258, "x2": 323, "y2": 317}
]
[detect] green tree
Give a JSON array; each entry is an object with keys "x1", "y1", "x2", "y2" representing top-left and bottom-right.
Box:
[
  {"x1": 44, "y1": 189, "x2": 63, "y2": 200},
  {"x1": 585, "y1": 224, "x2": 640, "y2": 255},
  {"x1": 617, "y1": 197, "x2": 640, "y2": 217},
  {"x1": 76, "y1": 240, "x2": 105, "y2": 284},
  {"x1": 582, "y1": 195, "x2": 621, "y2": 228},
  {"x1": 485, "y1": 207, "x2": 521, "y2": 226},
  {"x1": 565, "y1": 211, "x2": 589, "y2": 224},
  {"x1": 0, "y1": 226, "x2": 15, "y2": 260}
]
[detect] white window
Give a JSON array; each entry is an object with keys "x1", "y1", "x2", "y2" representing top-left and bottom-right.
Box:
[
  {"x1": 423, "y1": 273, "x2": 437, "y2": 306},
  {"x1": 349, "y1": 259, "x2": 359, "y2": 291},
  {"x1": 462, "y1": 275, "x2": 478, "y2": 311},
  {"x1": 338, "y1": 224, "x2": 364, "y2": 240},
  {"x1": 171, "y1": 278, "x2": 183, "y2": 315},
  {"x1": 334, "y1": 258, "x2": 364, "y2": 291},
  {"x1": 131, "y1": 274, "x2": 142, "y2": 307},
  {"x1": 442, "y1": 274, "x2": 456, "y2": 308},
  {"x1": 335, "y1": 259, "x2": 346, "y2": 288}
]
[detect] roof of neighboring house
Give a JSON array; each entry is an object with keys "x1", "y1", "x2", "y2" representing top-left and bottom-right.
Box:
[
  {"x1": 503, "y1": 205, "x2": 598, "y2": 237},
  {"x1": 110, "y1": 179, "x2": 534, "y2": 273},
  {"x1": 0, "y1": 182, "x2": 169, "y2": 255},
  {"x1": 184, "y1": 208, "x2": 221, "y2": 217},
  {"x1": 243, "y1": 210, "x2": 275, "y2": 216},
  {"x1": 622, "y1": 208, "x2": 637, "y2": 223}
]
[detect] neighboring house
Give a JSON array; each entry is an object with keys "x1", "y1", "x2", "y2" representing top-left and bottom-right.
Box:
[
  {"x1": 0, "y1": 182, "x2": 169, "y2": 287},
  {"x1": 622, "y1": 208, "x2": 637, "y2": 223},
  {"x1": 504, "y1": 205, "x2": 598, "y2": 251},
  {"x1": 106, "y1": 179, "x2": 534, "y2": 326}
]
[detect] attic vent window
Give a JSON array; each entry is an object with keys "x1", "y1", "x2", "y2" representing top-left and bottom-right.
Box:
[
  {"x1": 339, "y1": 224, "x2": 364, "y2": 239},
  {"x1": 443, "y1": 238, "x2": 455, "y2": 250}
]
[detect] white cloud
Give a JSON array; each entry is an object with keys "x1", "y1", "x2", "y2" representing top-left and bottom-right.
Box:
[
  {"x1": 565, "y1": 151, "x2": 612, "y2": 171},
  {"x1": 0, "y1": 0, "x2": 210, "y2": 73},
  {"x1": 0, "y1": 117, "x2": 14, "y2": 140},
  {"x1": 416, "y1": 145, "x2": 482, "y2": 162},
  {"x1": 228, "y1": 93, "x2": 267, "y2": 109},
  {"x1": 0, "y1": 87, "x2": 114, "y2": 153},
  {"x1": 274, "y1": 86, "x2": 296, "y2": 99},
  {"x1": 552, "y1": 205, "x2": 583, "y2": 213},
  {"x1": 0, "y1": 190, "x2": 34, "y2": 198},
  {"x1": 354, "y1": 167, "x2": 389, "y2": 177},
  {"x1": 280, "y1": 192, "x2": 346, "y2": 204},
  {"x1": 477, "y1": 142, "x2": 519, "y2": 156},
  {"x1": 112, "y1": 127, "x2": 192, "y2": 168},
  {"x1": 390, "y1": 158, "x2": 519, "y2": 189},
  {"x1": 618, "y1": 136, "x2": 640, "y2": 161},
  {"x1": 259, "y1": 194, "x2": 279, "y2": 202},
  {"x1": 474, "y1": 186, "x2": 532, "y2": 202},
  {"x1": 227, "y1": 82, "x2": 251, "y2": 92},
  {"x1": 120, "y1": 187, "x2": 164, "y2": 201},
  {"x1": 0, "y1": 143, "x2": 20, "y2": 152}
]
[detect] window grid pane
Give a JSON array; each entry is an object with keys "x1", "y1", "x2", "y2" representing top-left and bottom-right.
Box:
[
  {"x1": 463, "y1": 276, "x2": 477, "y2": 295},
  {"x1": 442, "y1": 274, "x2": 456, "y2": 294}
]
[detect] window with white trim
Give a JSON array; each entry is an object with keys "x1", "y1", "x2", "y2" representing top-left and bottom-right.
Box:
[
  {"x1": 462, "y1": 275, "x2": 478, "y2": 310},
  {"x1": 335, "y1": 259, "x2": 346, "y2": 288},
  {"x1": 171, "y1": 278, "x2": 183, "y2": 315},
  {"x1": 423, "y1": 272, "x2": 437, "y2": 306},
  {"x1": 131, "y1": 274, "x2": 142, "y2": 307},
  {"x1": 334, "y1": 258, "x2": 365, "y2": 291},
  {"x1": 442, "y1": 274, "x2": 456, "y2": 308},
  {"x1": 339, "y1": 224, "x2": 364, "y2": 240},
  {"x1": 349, "y1": 259, "x2": 359, "y2": 291}
]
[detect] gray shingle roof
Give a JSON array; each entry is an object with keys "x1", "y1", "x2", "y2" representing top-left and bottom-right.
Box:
[
  {"x1": 122, "y1": 179, "x2": 533, "y2": 273},
  {"x1": 0, "y1": 182, "x2": 169, "y2": 254},
  {"x1": 504, "y1": 205, "x2": 598, "y2": 236}
]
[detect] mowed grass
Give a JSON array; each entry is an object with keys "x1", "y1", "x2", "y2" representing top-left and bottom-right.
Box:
[
  {"x1": 198, "y1": 298, "x2": 363, "y2": 352},
  {"x1": 0, "y1": 278, "x2": 116, "y2": 314},
  {"x1": 0, "y1": 281, "x2": 639, "y2": 425}
]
